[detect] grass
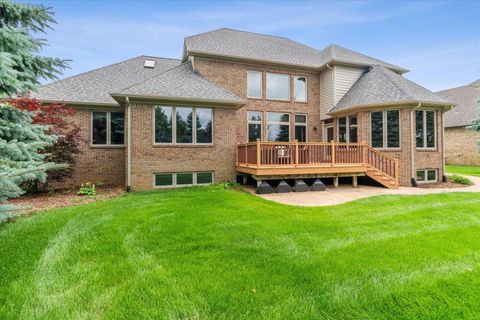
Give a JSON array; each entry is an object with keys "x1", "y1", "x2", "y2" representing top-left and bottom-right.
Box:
[
  {"x1": 446, "y1": 165, "x2": 480, "y2": 177},
  {"x1": 449, "y1": 175, "x2": 474, "y2": 186},
  {"x1": 2, "y1": 187, "x2": 480, "y2": 319}
]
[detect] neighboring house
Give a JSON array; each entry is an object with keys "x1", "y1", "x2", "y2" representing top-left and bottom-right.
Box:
[
  {"x1": 437, "y1": 80, "x2": 480, "y2": 165},
  {"x1": 35, "y1": 28, "x2": 453, "y2": 191}
]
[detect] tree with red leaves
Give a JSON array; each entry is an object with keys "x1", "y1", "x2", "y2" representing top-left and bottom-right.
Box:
[{"x1": 9, "y1": 93, "x2": 82, "y2": 188}]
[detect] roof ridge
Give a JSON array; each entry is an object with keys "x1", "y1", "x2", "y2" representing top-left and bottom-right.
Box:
[
  {"x1": 376, "y1": 65, "x2": 416, "y2": 99},
  {"x1": 42, "y1": 55, "x2": 179, "y2": 88},
  {"x1": 115, "y1": 61, "x2": 188, "y2": 93}
]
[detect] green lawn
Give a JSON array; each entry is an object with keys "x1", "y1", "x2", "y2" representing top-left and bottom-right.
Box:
[
  {"x1": 446, "y1": 165, "x2": 480, "y2": 177},
  {"x1": 2, "y1": 187, "x2": 480, "y2": 319}
]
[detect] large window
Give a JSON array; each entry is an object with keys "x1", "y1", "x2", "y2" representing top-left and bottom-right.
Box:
[
  {"x1": 294, "y1": 76, "x2": 307, "y2": 102},
  {"x1": 154, "y1": 172, "x2": 214, "y2": 188},
  {"x1": 337, "y1": 116, "x2": 357, "y2": 143},
  {"x1": 416, "y1": 110, "x2": 436, "y2": 149},
  {"x1": 247, "y1": 71, "x2": 262, "y2": 99},
  {"x1": 154, "y1": 106, "x2": 212, "y2": 144},
  {"x1": 370, "y1": 110, "x2": 400, "y2": 148},
  {"x1": 247, "y1": 111, "x2": 262, "y2": 142},
  {"x1": 92, "y1": 111, "x2": 124, "y2": 146},
  {"x1": 266, "y1": 73, "x2": 290, "y2": 101},
  {"x1": 267, "y1": 112, "x2": 290, "y2": 141},
  {"x1": 294, "y1": 114, "x2": 307, "y2": 142}
]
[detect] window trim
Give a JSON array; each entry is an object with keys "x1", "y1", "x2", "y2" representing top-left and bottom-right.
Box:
[
  {"x1": 90, "y1": 111, "x2": 125, "y2": 147},
  {"x1": 416, "y1": 169, "x2": 437, "y2": 183},
  {"x1": 266, "y1": 72, "x2": 290, "y2": 101},
  {"x1": 416, "y1": 109, "x2": 437, "y2": 150},
  {"x1": 153, "y1": 172, "x2": 214, "y2": 188},
  {"x1": 370, "y1": 109, "x2": 401, "y2": 150},
  {"x1": 336, "y1": 116, "x2": 358, "y2": 143},
  {"x1": 266, "y1": 112, "x2": 291, "y2": 142},
  {"x1": 247, "y1": 70, "x2": 263, "y2": 99},
  {"x1": 153, "y1": 106, "x2": 214, "y2": 146},
  {"x1": 293, "y1": 76, "x2": 308, "y2": 103},
  {"x1": 294, "y1": 113, "x2": 308, "y2": 142}
]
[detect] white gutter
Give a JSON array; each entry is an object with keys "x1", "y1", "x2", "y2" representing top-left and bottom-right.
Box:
[{"x1": 126, "y1": 96, "x2": 132, "y2": 192}]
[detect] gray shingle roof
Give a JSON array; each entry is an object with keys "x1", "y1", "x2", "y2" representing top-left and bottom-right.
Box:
[
  {"x1": 184, "y1": 28, "x2": 407, "y2": 72},
  {"x1": 113, "y1": 61, "x2": 244, "y2": 104},
  {"x1": 34, "y1": 56, "x2": 181, "y2": 105},
  {"x1": 437, "y1": 80, "x2": 480, "y2": 127},
  {"x1": 331, "y1": 65, "x2": 450, "y2": 112}
]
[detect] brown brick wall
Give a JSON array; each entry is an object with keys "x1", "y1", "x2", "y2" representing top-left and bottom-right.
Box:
[
  {"x1": 445, "y1": 127, "x2": 480, "y2": 165},
  {"x1": 52, "y1": 107, "x2": 125, "y2": 189},
  {"x1": 128, "y1": 103, "x2": 237, "y2": 190}
]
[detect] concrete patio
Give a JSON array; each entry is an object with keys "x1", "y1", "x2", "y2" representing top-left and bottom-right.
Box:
[{"x1": 253, "y1": 175, "x2": 480, "y2": 207}]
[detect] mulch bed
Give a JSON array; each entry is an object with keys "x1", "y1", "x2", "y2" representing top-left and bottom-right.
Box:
[
  {"x1": 417, "y1": 180, "x2": 469, "y2": 189},
  {"x1": 9, "y1": 186, "x2": 125, "y2": 214}
]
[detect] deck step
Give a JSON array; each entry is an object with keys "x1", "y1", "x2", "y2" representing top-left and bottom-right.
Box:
[{"x1": 366, "y1": 167, "x2": 399, "y2": 189}]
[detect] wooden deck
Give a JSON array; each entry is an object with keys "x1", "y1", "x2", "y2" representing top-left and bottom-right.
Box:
[{"x1": 236, "y1": 140, "x2": 399, "y2": 188}]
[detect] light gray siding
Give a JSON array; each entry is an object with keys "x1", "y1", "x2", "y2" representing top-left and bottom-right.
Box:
[
  {"x1": 334, "y1": 65, "x2": 365, "y2": 104},
  {"x1": 320, "y1": 68, "x2": 334, "y2": 119}
]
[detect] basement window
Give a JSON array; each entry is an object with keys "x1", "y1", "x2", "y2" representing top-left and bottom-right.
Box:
[
  {"x1": 416, "y1": 169, "x2": 437, "y2": 183},
  {"x1": 154, "y1": 172, "x2": 214, "y2": 188}
]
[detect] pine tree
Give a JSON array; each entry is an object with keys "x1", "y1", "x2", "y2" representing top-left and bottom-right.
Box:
[
  {"x1": 0, "y1": 0, "x2": 68, "y2": 96},
  {"x1": 467, "y1": 104, "x2": 480, "y2": 151},
  {"x1": 0, "y1": 103, "x2": 65, "y2": 214}
]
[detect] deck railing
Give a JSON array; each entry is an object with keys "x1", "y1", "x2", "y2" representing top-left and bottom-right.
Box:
[{"x1": 236, "y1": 140, "x2": 399, "y2": 182}]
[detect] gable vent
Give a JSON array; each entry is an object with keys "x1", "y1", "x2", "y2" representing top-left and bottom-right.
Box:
[{"x1": 144, "y1": 59, "x2": 155, "y2": 68}]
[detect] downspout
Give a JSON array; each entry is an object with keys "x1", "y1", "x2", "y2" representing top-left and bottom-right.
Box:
[
  {"x1": 410, "y1": 102, "x2": 421, "y2": 186},
  {"x1": 126, "y1": 96, "x2": 131, "y2": 192},
  {"x1": 441, "y1": 107, "x2": 450, "y2": 182}
]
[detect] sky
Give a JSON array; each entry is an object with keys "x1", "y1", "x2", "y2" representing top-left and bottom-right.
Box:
[{"x1": 24, "y1": 0, "x2": 480, "y2": 91}]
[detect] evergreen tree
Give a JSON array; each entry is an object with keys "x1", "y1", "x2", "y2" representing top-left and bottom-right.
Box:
[
  {"x1": 0, "y1": 0, "x2": 68, "y2": 96},
  {"x1": 467, "y1": 103, "x2": 480, "y2": 151}
]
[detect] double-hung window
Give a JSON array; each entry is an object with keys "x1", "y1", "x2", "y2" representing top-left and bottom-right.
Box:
[
  {"x1": 247, "y1": 71, "x2": 262, "y2": 99},
  {"x1": 267, "y1": 112, "x2": 290, "y2": 142},
  {"x1": 370, "y1": 110, "x2": 400, "y2": 148},
  {"x1": 416, "y1": 110, "x2": 436, "y2": 149},
  {"x1": 92, "y1": 111, "x2": 125, "y2": 146},
  {"x1": 154, "y1": 106, "x2": 212, "y2": 144},
  {"x1": 294, "y1": 76, "x2": 307, "y2": 102},
  {"x1": 266, "y1": 73, "x2": 290, "y2": 101},
  {"x1": 337, "y1": 116, "x2": 357, "y2": 143},
  {"x1": 294, "y1": 114, "x2": 307, "y2": 142},
  {"x1": 247, "y1": 111, "x2": 263, "y2": 142}
]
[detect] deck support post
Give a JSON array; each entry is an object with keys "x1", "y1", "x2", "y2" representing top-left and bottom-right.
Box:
[
  {"x1": 242, "y1": 175, "x2": 248, "y2": 185},
  {"x1": 352, "y1": 176, "x2": 358, "y2": 188},
  {"x1": 257, "y1": 179, "x2": 262, "y2": 187},
  {"x1": 333, "y1": 176, "x2": 339, "y2": 189}
]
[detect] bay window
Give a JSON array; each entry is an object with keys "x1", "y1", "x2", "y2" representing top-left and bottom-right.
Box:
[
  {"x1": 154, "y1": 106, "x2": 212, "y2": 144},
  {"x1": 294, "y1": 76, "x2": 307, "y2": 102},
  {"x1": 370, "y1": 110, "x2": 400, "y2": 148},
  {"x1": 266, "y1": 73, "x2": 290, "y2": 100},
  {"x1": 267, "y1": 112, "x2": 290, "y2": 142},
  {"x1": 416, "y1": 110, "x2": 436, "y2": 149},
  {"x1": 92, "y1": 111, "x2": 124, "y2": 146},
  {"x1": 247, "y1": 70, "x2": 262, "y2": 99},
  {"x1": 247, "y1": 111, "x2": 263, "y2": 142}
]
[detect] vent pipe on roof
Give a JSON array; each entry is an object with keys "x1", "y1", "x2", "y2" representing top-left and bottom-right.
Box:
[{"x1": 144, "y1": 60, "x2": 155, "y2": 68}]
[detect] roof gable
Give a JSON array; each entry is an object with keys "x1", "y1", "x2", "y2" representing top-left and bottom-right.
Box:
[{"x1": 331, "y1": 65, "x2": 449, "y2": 113}]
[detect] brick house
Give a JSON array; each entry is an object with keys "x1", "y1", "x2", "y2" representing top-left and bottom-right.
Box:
[
  {"x1": 35, "y1": 28, "x2": 453, "y2": 191},
  {"x1": 437, "y1": 80, "x2": 480, "y2": 165}
]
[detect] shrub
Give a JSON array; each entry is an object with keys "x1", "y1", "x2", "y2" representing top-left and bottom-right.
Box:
[
  {"x1": 449, "y1": 175, "x2": 474, "y2": 186},
  {"x1": 78, "y1": 182, "x2": 96, "y2": 196}
]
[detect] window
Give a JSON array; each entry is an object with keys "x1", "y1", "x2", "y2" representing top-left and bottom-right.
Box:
[
  {"x1": 338, "y1": 116, "x2": 357, "y2": 143},
  {"x1": 266, "y1": 73, "x2": 290, "y2": 100},
  {"x1": 247, "y1": 71, "x2": 262, "y2": 98},
  {"x1": 247, "y1": 111, "x2": 263, "y2": 142},
  {"x1": 294, "y1": 76, "x2": 307, "y2": 102},
  {"x1": 92, "y1": 111, "x2": 125, "y2": 146},
  {"x1": 154, "y1": 106, "x2": 212, "y2": 144},
  {"x1": 154, "y1": 172, "x2": 214, "y2": 187},
  {"x1": 416, "y1": 110, "x2": 436, "y2": 149},
  {"x1": 267, "y1": 112, "x2": 290, "y2": 142},
  {"x1": 370, "y1": 110, "x2": 400, "y2": 148},
  {"x1": 416, "y1": 169, "x2": 437, "y2": 183},
  {"x1": 294, "y1": 114, "x2": 307, "y2": 142}
]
